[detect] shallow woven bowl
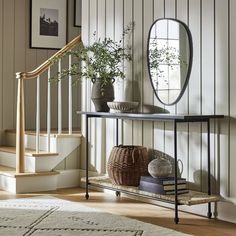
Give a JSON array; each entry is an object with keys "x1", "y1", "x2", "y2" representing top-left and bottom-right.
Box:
[{"x1": 107, "y1": 101, "x2": 139, "y2": 113}]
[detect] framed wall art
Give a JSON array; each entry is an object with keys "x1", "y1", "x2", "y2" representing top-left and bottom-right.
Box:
[
  {"x1": 74, "y1": 0, "x2": 81, "y2": 27},
  {"x1": 30, "y1": 0, "x2": 68, "y2": 49}
]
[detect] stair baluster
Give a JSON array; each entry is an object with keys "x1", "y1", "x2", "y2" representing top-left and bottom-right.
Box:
[
  {"x1": 47, "y1": 67, "x2": 51, "y2": 152},
  {"x1": 36, "y1": 75, "x2": 40, "y2": 153},
  {"x1": 58, "y1": 59, "x2": 62, "y2": 135},
  {"x1": 68, "y1": 53, "x2": 73, "y2": 135}
]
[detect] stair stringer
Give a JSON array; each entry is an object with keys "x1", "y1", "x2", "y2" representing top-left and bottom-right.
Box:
[{"x1": 49, "y1": 136, "x2": 81, "y2": 170}]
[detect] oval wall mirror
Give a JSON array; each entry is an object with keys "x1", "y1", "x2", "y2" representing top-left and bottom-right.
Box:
[{"x1": 147, "y1": 18, "x2": 193, "y2": 105}]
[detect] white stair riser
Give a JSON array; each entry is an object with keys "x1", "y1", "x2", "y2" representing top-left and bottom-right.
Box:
[
  {"x1": 0, "y1": 151, "x2": 15, "y2": 168},
  {"x1": 0, "y1": 175, "x2": 16, "y2": 193},
  {"x1": 15, "y1": 175, "x2": 58, "y2": 193},
  {"x1": 5, "y1": 132, "x2": 57, "y2": 152},
  {"x1": 0, "y1": 151, "x2": 58, "y2": 172},
  {"x1": 2, "y1": 134, "x2": 80, "y2": 172},
  {"x1": 5, "y1": 132, "x2": 80, "y2": 154}
]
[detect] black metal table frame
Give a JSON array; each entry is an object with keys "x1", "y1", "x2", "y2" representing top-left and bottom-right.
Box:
[{"x1": 79, "y1": 112, "x2": 224, "y2": 224}]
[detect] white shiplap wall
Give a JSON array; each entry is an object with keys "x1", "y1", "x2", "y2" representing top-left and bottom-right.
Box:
[{"x1": 81, "y1": 0, "x2": 236, "y2": 222}]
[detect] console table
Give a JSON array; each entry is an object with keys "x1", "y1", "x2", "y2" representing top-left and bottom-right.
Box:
[{"x1": 77, "y1": 111, "x2": 224, "y2": 224}]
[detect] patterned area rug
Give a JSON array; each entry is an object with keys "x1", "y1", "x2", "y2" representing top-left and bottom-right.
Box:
[{"x1": 0, "y1": 196, "x2": 191, "y2": 236}]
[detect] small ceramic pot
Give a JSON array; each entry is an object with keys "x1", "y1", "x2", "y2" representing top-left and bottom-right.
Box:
[{"x1": 148, "y1": 157, "x2": 172, "y2": 178}]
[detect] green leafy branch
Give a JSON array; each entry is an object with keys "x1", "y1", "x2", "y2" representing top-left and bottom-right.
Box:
[{"x1": 50, "y1": 22, "x2": 135, "y2": 92}]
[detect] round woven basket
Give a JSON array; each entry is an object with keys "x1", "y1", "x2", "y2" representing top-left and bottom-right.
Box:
[{"x1": 107, "y1": 145, "x2": 149, "y2": 186}]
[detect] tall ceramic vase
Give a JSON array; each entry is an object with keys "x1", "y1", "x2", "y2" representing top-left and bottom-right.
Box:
[{"x1": 91, "y1": 78, "x2": 114, "y2": 112}]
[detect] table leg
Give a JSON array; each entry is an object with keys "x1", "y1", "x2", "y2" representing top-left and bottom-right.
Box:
[
  {"x1": 85, "y1": 115, "x2": 89, "y2": 200},
  {"x1": 174, "y1": 120, "x2": 179, "y2": 224},
  {"x1": 116, "y1": 118, "x2": 119, "y2": 146},
  {"x1": 207, "y1": 119, "x2": 212, "y2": 218},
  {"x1": 115, "y1": 118, "x2": 121, "y2": 197}
]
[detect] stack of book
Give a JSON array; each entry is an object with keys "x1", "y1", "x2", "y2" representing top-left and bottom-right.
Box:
[{"x1": 138, "y1": 176, "x2": 189, "y2": 195}]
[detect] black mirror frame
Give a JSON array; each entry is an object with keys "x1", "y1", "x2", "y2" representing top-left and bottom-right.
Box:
[{"x1": 147, "y1": 18, "x2": 193, "y2": 106}]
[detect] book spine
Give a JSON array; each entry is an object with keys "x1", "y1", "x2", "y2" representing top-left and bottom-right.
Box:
[
  {"x1": 165, "y1": 189, "x2": 189, "y2": 195},
  {"x1": 163, "y1": 183, "x2": 187, "y2": 191},
  {"x1": 162, "y1": 179, "x2": 186, "y2": 185}
]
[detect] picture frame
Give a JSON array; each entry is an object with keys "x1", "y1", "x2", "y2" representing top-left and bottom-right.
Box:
[
  {"x1": 30, "y1": 0, "x2": 68, "y2": 50},
  {"x1": 74, "y1": 0, "x2": 81, "y2": 27}
]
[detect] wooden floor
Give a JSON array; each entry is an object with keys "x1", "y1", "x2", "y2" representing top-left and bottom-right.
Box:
[{"x1": 0, "y1": 187, "x2": 236, "y2": 236}]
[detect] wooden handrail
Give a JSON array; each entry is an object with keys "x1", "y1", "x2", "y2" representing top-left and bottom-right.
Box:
[
  {"x1": 15, "y1": 35, "x2": 82, "y2": 173},
  {"x1": 16, "y1": 35, "x2": 82, "y2": 80}
]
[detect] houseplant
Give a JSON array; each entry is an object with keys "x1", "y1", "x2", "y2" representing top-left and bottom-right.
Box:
[{"x1": 52, "y1": 22, "x2": 134, "y2": 112}]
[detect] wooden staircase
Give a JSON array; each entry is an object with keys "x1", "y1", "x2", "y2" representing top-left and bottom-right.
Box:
[
  {"x1": 3, "y1": 35, "x2": 83, "y2": 193},
  {"x1": 0, "y1": 129, "x2": 81, "y2": 193}
]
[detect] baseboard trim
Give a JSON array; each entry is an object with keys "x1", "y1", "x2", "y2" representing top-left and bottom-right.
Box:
[
  {"x1": 216, "y1": 201, "x2": 236, "y2": 224},
  {"x1": 56, "y1": 169, "x2": 80, "y2": 188}
]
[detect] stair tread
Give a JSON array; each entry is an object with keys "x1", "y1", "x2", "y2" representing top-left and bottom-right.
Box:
[
  {"x1": 0, "y1": 146, "x2": 59, "y2": 157},
  {"x1": 0, "y1": 165, "x2": 59, "y2": 177},
  {"x1": 5, "y1": 129, "x2": 82, "y2": 138}
]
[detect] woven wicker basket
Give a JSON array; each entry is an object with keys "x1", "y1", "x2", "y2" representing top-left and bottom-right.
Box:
[{"x1": 107, "y1": 145, "x2": 149, "y2": 186}]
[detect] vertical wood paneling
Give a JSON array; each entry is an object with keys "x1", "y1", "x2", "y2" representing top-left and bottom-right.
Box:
[
  {"x1": 215, "y1": 0, "x2": 229, "y2": 196},
  {"x1": 123, "y1": 0, "x2": 133, "y2": 145},
  {"x1": 80, "y1": 0, "x2": 90, "y2": 170},
  {"x1": 67, "y1": 0, "x2": 81, "y2": 133},
  {"x1": 153, "y1": 0, "x2": 165, "y2": 153},
  {"x1": 230, "y1": 0, "x2": 236, "y2": 198},
  {"x1": 132, "y1": 0, "x2": 143, "y2": 146},
  {"x1": 24, "y1": 0, "x2": 36, "y2": 130},
  {"x1": 105, "y1": 0, "x2": 116, "y2": 166},
  {"x1": 81, "y1": 0, "x2": 89, "y2": 126},
  {"x1": 188, "y1": 0, "x2": 201, "y2": 190},
  {"x1": 0, "y1": 0, "x2": 3, "y2": 143},
  {"x1": 176, "y1": 0, "x2": 189, "y2": 180},
  {"x1": 67, "y1": 0, "x2": 80, "y2": 135},
  {"x1": 201, "y1": 0, "x2": 215, "y2": 192},
  {"x1": 201, "y1": 0, "x2": 214, "y2": 115},
  {"x1": 114, "y1": 0, "x2": 124, "y2": 145},
  {"x1": 143, "y1": 0, "x2": 154, "y2": 149},
  {"x1": 89, "y1": 0, "x2": 97, "y2": 170},
  {"x1": 114, "y1": 0, "x2": 124, "y2": 103},
  {"x1": 14, "y1": 0, "x2": 26, "y2": 130},
  {"x1": 3, "y1": 0, "x2": 14, "y2": 130},
  {"x1": 96, "y1": 0, "x2": 106, "y2": 173}
]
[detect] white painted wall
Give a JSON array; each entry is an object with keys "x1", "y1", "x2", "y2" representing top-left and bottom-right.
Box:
[
  {"x1": 81, "y1": 0, "x2": 236, "y2": 222},
  {"x1": 0, "y1": 0, "x2": 81, "y2": 169}
]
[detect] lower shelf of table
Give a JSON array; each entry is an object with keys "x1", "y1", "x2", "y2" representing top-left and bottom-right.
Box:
[{"x1": 81, "y1": 175, "x2": 221, "y2": 206}]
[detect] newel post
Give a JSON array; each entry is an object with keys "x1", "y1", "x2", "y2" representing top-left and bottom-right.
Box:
[{"x1": 16, "y1": 74, "x2": 25, "y2": 173}]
